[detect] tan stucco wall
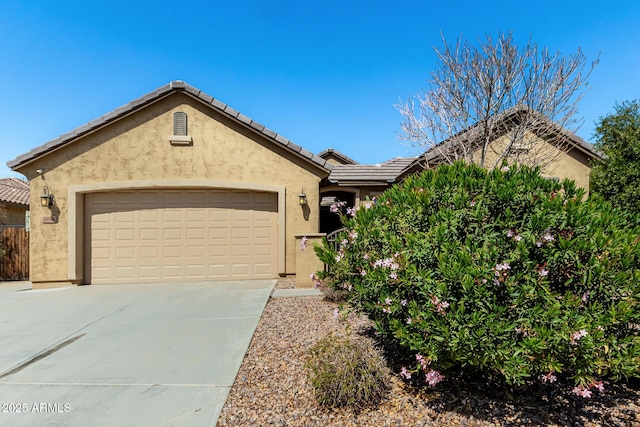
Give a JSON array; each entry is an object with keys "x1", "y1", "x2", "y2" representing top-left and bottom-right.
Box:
[
  {"x1": 295, "y1": 234, "x2": 326, "y2": 287},
  {"x1": 0, "y1": 205, "x2": 27, "y2": 226},
  {"x1": 17, "y1": 93, "x2": 327, "y2": 285},
  {"x1": 471, "y1": 131, "x2": 593, "y2": 191},
  {"x1": 324, "y1": 157, "x2": 343, "y2": 166}
]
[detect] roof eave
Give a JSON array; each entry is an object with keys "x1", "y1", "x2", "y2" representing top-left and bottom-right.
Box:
[{"x1": 8, "y1": 81, "x2": 333, "y2": 174}]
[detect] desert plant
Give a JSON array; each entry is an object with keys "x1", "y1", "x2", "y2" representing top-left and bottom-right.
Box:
[
  {"x1": 305, "y1": 332, "x2": 388, "y2": 409},
  {"x1": 316, "y1": 161, "x2": 640, "y2": 396}
]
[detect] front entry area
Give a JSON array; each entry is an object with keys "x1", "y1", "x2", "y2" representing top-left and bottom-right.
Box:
[{"x1": 84, "y1": 189, "x2": 278, "y2": 284}]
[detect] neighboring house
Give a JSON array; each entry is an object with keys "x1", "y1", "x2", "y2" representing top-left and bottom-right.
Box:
[
  {"x1": 0, "y1": 178, "x2": 30, "y2": 227},
  {"x1": 6, "y1": 81, "x2": 599, "y2": 289},
  {"x1": 399, "y1": 107, "x2": 602, "y2": 191},
  {"x1": 317, "y1": 148, "x2": 358, "y2": 166}
]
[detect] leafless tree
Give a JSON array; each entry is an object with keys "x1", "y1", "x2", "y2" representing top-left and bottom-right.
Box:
[{"x1": 396, "y1": 32, "x2": 599, "y2": 170}]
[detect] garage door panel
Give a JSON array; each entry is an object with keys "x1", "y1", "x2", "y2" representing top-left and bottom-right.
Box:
[
  {"x1": 139, "y1": 246, "x2": 159, "y2": 258},
  {"x1": 115, "y1": 266, "x2": 136, "y2": 279},
  {"x1": 139, "y1": 228, "x2": 159, "y2": 240},
  {"x1": 231, "y1": 227, "x2": 250, "y2": 239},
  {"x1": 86, "y1": 190, "x2": 277, "y2": 284},
  {"x1": 116, "y1": 229, "x2": 135, "y2": 241},
  {"x1": 139, "y1": 266, "x2": 160, "y2": 279},
  {"x1": 162, "y1": 228, "x2": 182, "y2": 240},
  {"x1": 139, "y1": 210, "x2": 159, "y2": 222},
  {"x1": 163, "y1": 210, "x2": 182, "y2": 222},
  {"x1": 209, "y1": 210, "x2": 228, "y2": 222},
  {"x1": 231, "y1": 264, "x2": 250, "y2": 276},
  {"x1": 254, "y1": 263, "x2": 273, "y2": 275},
  {"x1": 186, "y1": 265, "x2": 206, "y2": 278},
  {"x1": 115, "y1": 247, "x2": 135, "y2": 259},
  {"x1": 186, "y1": 228, "x2": 205, "y2": 239},
  {"x1": 163, "y1": 265, "x2": 183, "y2": 278}
]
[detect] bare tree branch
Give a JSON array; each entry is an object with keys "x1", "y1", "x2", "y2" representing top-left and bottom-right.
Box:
[{"x1": 396, "y1": 32, "x2": 599, "y2": 171}]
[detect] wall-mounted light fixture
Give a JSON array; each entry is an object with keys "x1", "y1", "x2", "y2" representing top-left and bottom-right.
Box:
[
  {"x1": 298, "y1": 189, "x2": 308, "y2": 206},
  {"x1": 40, "y1": 186, "x2": 54, "y2": 207}
]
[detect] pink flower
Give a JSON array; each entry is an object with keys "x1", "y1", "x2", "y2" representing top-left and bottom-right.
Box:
[
  {"x1": 364, "y1": 201, "x2": 374, "y2": 209},
  {"x1": 415, "y1": 353, "x2": 428, "y2": 369},
  {"x1": 400, "y1": 299, "x2": 407, "y2": 306},
  {"x1": 333, "y1": 308, "x2": 339, "y2": 318},
  {"x1": 389, "y1": 271, "x2": 398, "y2": 280},
  {"x1": 570, "y1": 329, "x2": 588, "y2": 344},
  {"x1": 335, "y1": 254, "x2": 342, "y2": 262},
  {"x1": 430, "y1": 295, "x2": 450, "y2": 315},
  {"x1": 385, "y1": 297, "x2": 392, "y2": 305},
  {"x1": 542, "y1": 231, "x2": 555, "y2": 242},
  {"x1": 591, "y1": 381, "x2": 605, "y2": 392},
  {"x1": 400, "y1": 367, "x2": 412, "y2": 379},
  {"x1": 541, "y1": 372, "x2": 557, "y2": 383},
  {"x1": 495, "y1": 262, "x2": 511, "y2": 271},
  {"x1": 348, "y1": 230, "x2": 358, "y2": 241},
  {"x1": 573, "y1": 386, "x2": 592, "y2": 398},
  {"x1": 329, "y1": 200, "x2": 347, "y2": 213},
  {"x1": 425, "y1": 370, "x2": 444, "y2": 386},
  {"x1": 300, "y1": 236, "x2": 308, "y2": 251},
  {"x1": 363, "y1": 253, "x2": 369, "y2": 260},
  {"x1": 359, "y1": 269, "x2": 367, "y2": 276},
  {"x1": 514, "y1": 235, "x2": 523, "y2": 242},
  {"x1": 470, "y1": 200, "x2": 476, "y2": 207},
  {"x1": 538, "y1": 267, "x2": 549, "y2": 277},
  {"x1": 346, "y1": 206, "x2": 357, "y2": 217},
  {"x1": 501, "y1": 165, "x2": 510, "y2": 172}
]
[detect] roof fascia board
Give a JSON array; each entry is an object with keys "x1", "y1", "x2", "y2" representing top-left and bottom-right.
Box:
[
  {"x1": 7, "y1": 91, "x2": 174, "y2": 171},
  {"x1": 9, "y1": 81, "x2": 332, "y2": 174}
]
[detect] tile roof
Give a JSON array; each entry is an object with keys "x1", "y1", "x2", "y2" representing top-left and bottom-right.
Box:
[
  {"x1": 0, "y1": 178, "x2": 30, "y2": 206},
  {"x1": 328, "y1": 157, "x2": 416, "y2": 184},
  {"x1": 414, "y1": 106, "x2": 602, "y2": 168},
  {"x1": 317, "y1": 148, "x2": 358, "y2": 165},
  {"x1": 7, "y1": 81, "x2": 332, "y2": 172}
]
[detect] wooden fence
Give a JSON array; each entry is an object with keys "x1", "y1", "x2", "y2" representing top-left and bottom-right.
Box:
[{"x1": 0, "y1": 227, "x2": 29, "y2": 281}]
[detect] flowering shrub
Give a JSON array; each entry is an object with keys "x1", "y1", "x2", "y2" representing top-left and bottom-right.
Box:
[{"x1": 316, "y1": 161, "x2": 640, "y2": 392}]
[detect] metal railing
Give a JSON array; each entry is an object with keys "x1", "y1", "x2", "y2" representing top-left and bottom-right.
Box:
[{"x1": 324, "y1": 227, "x2": 346, "y2": 272}]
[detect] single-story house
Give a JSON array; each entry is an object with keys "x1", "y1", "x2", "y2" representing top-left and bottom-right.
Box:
[
  {"x1": 0, "y1": 178, "x2": 30, "y2": 227},
  {"x1": 7, "y1": 81, "x2": 601, "y2": 289},
  {"x1": 399, "y1": 106, "x2": 602, "y2": 191}
]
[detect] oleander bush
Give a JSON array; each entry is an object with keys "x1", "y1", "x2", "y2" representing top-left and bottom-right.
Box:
[
  {"x1": 315, "y1": 161, "x2": 640, "y2": 396},
  {"x1": 305, "y1": 332, "x2": 388, "y2": 409}
]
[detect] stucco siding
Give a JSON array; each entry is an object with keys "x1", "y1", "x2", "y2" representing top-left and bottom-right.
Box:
[
  {"x1": 17, "y1": 93, "x2": 325, "y2": 285},
  {"x1": 471, "y1": 131, "x2": 592, "y2": 191}
]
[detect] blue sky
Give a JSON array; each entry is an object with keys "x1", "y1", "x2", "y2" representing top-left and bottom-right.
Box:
[{"x1": 1, "y1": 1, "x2": 639, "y2": 178}]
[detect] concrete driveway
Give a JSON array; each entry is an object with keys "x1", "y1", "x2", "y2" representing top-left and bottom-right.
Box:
[{"x1": 0, "y1": 279, "x2": 275, "y2": 427}]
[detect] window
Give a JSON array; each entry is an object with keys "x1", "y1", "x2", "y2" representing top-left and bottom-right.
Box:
[
  {"x1": 169, "y1": 112, "x2": 192, "y2": 146},
  {"x1": 173, "y1": 112, "x2": 187, "y2": 136}
]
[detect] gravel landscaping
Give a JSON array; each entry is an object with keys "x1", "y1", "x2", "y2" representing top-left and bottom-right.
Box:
[{"x1": 216, "y1": 278, "x2": 640, "y2": 426}]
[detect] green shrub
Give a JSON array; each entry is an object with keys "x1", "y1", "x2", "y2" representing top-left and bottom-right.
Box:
[
  {"x1": 305, "y1": 333, "x2": 388, "y2": 409},
  {"x1": 316, "y1": 161, "x2": 640, "y2": 396}
]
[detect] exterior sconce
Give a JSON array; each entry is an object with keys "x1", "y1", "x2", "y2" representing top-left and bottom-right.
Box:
[
  {"x1": 298, "y1": 189, "x2": 308, "y2": 206},
  {"x1": 40, "y1": 186, "x2": 54, "y2": 207}
]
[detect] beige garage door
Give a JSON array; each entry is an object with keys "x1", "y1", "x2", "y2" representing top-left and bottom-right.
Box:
[{"x1": 85, "y1": 189, "x2": 278, "y2": 284}]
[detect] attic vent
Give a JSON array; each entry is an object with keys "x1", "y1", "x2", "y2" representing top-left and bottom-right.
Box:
[{"x1": 173, "y1": 112, "x2": 187, "y2": 136}]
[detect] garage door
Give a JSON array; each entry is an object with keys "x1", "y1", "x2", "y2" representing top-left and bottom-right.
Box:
[{"x1": 85, "y1": 189, "x2": 278, "y2": 284}]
